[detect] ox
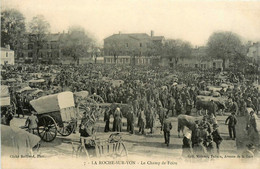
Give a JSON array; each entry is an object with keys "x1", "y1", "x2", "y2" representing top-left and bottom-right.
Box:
[{"x1": 177, "y1": 115, "x2": 199, "y2": 137}]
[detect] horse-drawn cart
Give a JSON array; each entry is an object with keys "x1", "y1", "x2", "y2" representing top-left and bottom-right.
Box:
[
  {"x1": 1, "y1": 85, "x2": 16, "y2": 115},
  {"x1": 30, "y1": 91, "x2": 77, "y2": 142}
]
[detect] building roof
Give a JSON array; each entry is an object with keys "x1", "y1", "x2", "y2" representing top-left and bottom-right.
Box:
[
  {"x1": 1, "y1": 47, "x2": 13, "y2": 52},
  {"x1": 152, "y1": 36, "x2": 164, "y2": 41},
  {"x1": 45, "y1": 33, "x2": 61, "y2": 42},
  {"x1": 104, "y1": 33, "x2": 151, "y2": 41}
]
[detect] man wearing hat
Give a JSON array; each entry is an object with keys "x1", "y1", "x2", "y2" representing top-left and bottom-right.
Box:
[
  {"x1": 211, "y1": 123, "x2": 223, "y2": 154},
  {"x1": 163, "y1": 114, "x2": 172, "y2": 146},
  {"x1": 113, "y1": 107, "x2": 123, "y2": 132},
  {"x1": 225, "y1": 112, "x2": 237, "y2": 140},
  {"x1": 191, "y1": 122, "x2": 200, "y2": 148}
]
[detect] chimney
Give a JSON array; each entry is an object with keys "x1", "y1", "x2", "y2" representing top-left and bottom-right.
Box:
[{"x1": 151, "y1": 30, "x2": 154, "y2": 37}]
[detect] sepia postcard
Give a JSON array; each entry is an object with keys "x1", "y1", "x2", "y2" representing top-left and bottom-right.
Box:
[{"x1": 1, "y1": 0, "x2": 260, "y2": 169}]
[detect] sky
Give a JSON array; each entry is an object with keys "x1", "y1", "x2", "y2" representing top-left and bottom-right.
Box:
[{"x1": 2, "y1": 0, "x2": 260, "y2": 46}]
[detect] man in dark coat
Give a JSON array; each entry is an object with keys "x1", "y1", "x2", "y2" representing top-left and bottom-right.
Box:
[
  {"x1": 211, "y1": 124, "x2": 223, "y2": 154},
  {"x1": 104, "y1": 107, "x2": 111, "y2": 132},
  {"x1": 225, "y1": 112, "x2": 237, "y2": 140},
  {"x1": 208, "y1": 100, "x2": 217, "y2": 117},
  {"x1": 163, "y1": 115, "x2": 172, "y2": 146},
  {"x1": 113, "y1": 107, "x2": 122, "y2": 132},
  {"x1": 127, "y1": 107, "x2": 135, "y2": 134}
]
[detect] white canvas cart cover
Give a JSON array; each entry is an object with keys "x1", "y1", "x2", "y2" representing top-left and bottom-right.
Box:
[
  {"x1": 30, "y1": 92, "x2": 75, "y2": 114},
  {"x1": 74, "y1": 91, "x2": 89, "y2": 98},
  {"x1": 28, "y1": 79, "x2": 45, "y2": 83},
  {"x1": 1, "y1": 85, "x2": 10, "y2": 106},
  {"x1": 1, "y1": 85, "x2": 9, "y2": 97}
]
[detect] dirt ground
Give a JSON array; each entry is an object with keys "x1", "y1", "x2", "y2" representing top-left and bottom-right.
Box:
[{"x1": 12, "y1": 112, "x2": 257, "y2": 159}]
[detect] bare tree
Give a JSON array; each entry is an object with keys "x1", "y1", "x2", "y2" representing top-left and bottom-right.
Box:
[{"x1": 28, "y1": 15, "x2": 50, "y2": 63}]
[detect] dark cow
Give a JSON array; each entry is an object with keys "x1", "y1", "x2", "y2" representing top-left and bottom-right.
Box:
[{"x1": 177, "y1": 114, "x2": 199, "y2": 137}]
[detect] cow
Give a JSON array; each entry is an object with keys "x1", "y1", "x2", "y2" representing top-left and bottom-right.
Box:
[
  {"x1": 177, "y1": 114, "x2": 199, "y2": 138},
  {"x1": 196, "y1": 96, "x2": 226, "y2": 116}
]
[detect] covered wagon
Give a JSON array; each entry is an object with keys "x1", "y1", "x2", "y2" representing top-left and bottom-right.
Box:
[{"x1": 30, "y1": 91, "x2": 77, "y2": 142}]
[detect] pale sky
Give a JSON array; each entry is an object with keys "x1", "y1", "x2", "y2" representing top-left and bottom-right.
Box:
[{"x1": 2, "y1": 0, "x2": 260, "y2": 46}]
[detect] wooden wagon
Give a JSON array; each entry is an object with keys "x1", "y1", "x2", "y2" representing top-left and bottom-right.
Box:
[
  {"x1": 72, "y1": 132, "x2": 128, "y2": 158},
  {"x1": 30, "y1": 91, "x2": 77, "y2": 142}
]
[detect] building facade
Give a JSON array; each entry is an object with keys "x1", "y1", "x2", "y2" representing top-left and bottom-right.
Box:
[
  {"x1": 18, "y1": 33, "x2": 63, "y2": 64},
  {"x1": 104, "y1": 31, "x2": 164, "y2": 57},
  {"x1": 160, "y1": 46, "x2": 229, "y2": 70},
  {"x1": 247, "y1": 42, "x2": 260, "y2": 65},
  {"x1": 1, "y1": 46, "x2": 15, "y2": 65}
]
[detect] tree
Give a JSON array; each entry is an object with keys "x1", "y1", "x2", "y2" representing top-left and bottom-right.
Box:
[
  {"x1": 60, "y1": 26, "x2": 95, "y2": 65},
  {"x1": 206, "y1": 31, "x2": 246, "y2": 70},
  {"x1": 1, "y1": 9, "x2": 26, "y2": 57},
  {"x1": 163, "y1": 39, "x2": 192, "y2": 64},
  {"x1": 28, "y1": 15, "x2": 50, "y2": 63}
]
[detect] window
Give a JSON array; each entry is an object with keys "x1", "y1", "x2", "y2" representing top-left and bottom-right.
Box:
[
  {"x1": 28, "y1": 52, "x2": 33, "y2": 58},
  {"x1": 140, "y1": 43, "x2": 142, "y2": 47},
  {"x1": 47, "y1": 52, "x2": 52, "y2": 58},
  {"x1": 28, "y1": 44, "x2": 33, "y2": 50}
]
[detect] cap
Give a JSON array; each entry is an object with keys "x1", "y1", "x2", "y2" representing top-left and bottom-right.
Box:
[{"x1": 213, "y1": 124, "x2": 219, "y2": 128}]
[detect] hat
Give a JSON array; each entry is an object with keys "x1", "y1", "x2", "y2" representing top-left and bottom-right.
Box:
[
  {"x1": 213, "y1": 124, "x2": 219, "y2": 128},
  {"x1": 184, "y1": 132, "x2": 191, "y2": 139},
  {"x1": 203, "y1": 124, "x2": 208, "y2": 129},
  {"x1": 195, "y1": 120, "x2": 200, "y2": 124}
]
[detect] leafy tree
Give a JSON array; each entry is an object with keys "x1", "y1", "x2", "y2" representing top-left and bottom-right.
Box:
[
  {"x1": 60, "y1": 26, "x2": 95, "y2": 65},
  {"x1": 206, "y1": 31, "x2": 246, "y2": 70},
  {"x1": 163, "y1": 39, "x2": 192, "y2": 64},
  {"x1": 28, "y1": 15, "x2": 50, "y2": 63},
  {"x1": 1, "y1": 9, "x2": 26, "y2": 57}
]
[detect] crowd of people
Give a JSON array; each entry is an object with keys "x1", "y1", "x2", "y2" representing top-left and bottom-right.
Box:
[{"x1": 1, "y1": 63, "x2": 259, "y2": 158}]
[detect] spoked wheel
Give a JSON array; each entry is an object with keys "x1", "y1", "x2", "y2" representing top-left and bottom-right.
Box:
[
  {"x1": 89, "y1": 94, "x2": 104, "y2": 103},
  {"x1": 114, "y1": 142, "x2": 128, "y2": 157},
  {"x1": 37, "y1": 115, "x2": 57, "y2": 142},
  {"x1": 58, "y1": 121, "x2": 76, "y2": 136},
  {"x1": 77, "y1": 98, "x2": 99, "y2": 117}
]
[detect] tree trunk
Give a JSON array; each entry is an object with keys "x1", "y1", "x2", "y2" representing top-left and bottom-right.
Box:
[{"x1": 222, "y1": 58, "x2": 226, "y2": 70}]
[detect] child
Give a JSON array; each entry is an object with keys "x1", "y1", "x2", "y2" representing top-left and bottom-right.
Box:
[{"x1": 25, "y1": 111, "x2": 38, "y2": 134}]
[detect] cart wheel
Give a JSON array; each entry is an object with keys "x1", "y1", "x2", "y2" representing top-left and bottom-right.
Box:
[
  {"x1": 77, "y1": 98, "x2": 99, "y2": 117},
  {"x1": 37, "y1": 115, "x2": 57, "y2": 142},
  {"x1": 58, "y1": 121, "x2": 76, "y2": 136},
  {"x1": 114, "y1": 142, "x2": 128, "y2": 157},
  {"x1": 89, "y1": 94, "x2": 104, "y2": 103}
]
